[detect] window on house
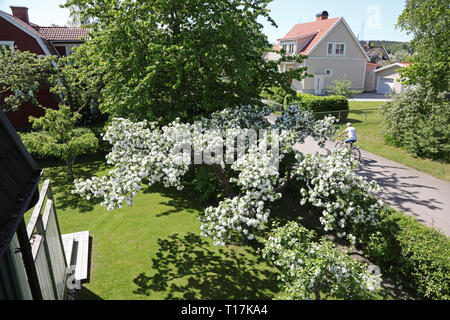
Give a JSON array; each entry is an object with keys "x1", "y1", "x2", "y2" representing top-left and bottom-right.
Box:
[
  {"x1": 325, "y1": 68, "x2": 333, "y2": 77},
  {"x1": 327, "y1": 43, "x2": 346, "y2": 57},
  {"x1": 289, "y1": 44, "x2": 295, "y2": 53},
  {"x1": 328, "y1": 43, "x2": 333, "y2": 56},
  {"x1": 335, "y1": 43, "x2": 345, "y2": 56}
]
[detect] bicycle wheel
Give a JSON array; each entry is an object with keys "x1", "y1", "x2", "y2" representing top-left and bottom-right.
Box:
[
  {"x1": 351, "y1": 147, "x2": 361, "y2": 161},
  {"x1": 335, "y1": 141, "x2": 344, "y2": 149}
]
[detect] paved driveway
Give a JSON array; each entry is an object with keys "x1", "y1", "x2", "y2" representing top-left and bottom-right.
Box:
[{"x1": 349, "y1": 93, "x2": 393, "y2": 102}]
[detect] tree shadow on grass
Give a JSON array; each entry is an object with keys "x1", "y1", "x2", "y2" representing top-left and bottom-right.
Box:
[
  {"x1": 143, "y1": 184, "x2": 206, "y2": 217},
  {"x1": 132, "y1": 233, "x2": 279, "y2": 300},
  {"x1": 38, "y1": 155, "x2": 111, "y2": 213}
]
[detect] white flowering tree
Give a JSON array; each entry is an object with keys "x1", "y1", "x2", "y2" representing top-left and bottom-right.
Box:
[
  {"x1": 262, "y1": 222, "x2": 382, "y2": 300},
  {"x1": 73, "y1": 104, "x2": 385, "y2": 298}
]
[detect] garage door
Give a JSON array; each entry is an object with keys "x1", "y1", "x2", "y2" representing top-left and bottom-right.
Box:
[{"x1": 377, "y1": 78, "x2": 395, "y2": 95}]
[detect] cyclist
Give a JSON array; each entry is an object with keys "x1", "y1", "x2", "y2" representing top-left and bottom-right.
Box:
[{"x1": 338, "y1": 123, "x2": 357, "y2": 148}]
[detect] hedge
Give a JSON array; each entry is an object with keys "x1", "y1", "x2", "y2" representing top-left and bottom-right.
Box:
[
  {"x1": 355, "y1": 207, "x2": 450, "y2": 299},
  {"x1": 260, "y1": 87, "x2": 349, "y2": 122},
  {"x1": 296, "y1": 93, "x2": 349, "y2": 122}
]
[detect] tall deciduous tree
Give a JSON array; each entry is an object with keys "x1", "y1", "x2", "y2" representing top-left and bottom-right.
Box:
[
  {"x1": 63, "y1": 0, "x2": 307, "y2": 124},
  {"x1": 0, "y1": 48, "x2": 103, "y2": 121},
  {"x1": 397, "y1": 0, "x2": 450, "y2": 95},
  {"x1": 20, "y1": 105, "x2": 98, "y2": 181},
  {"x1": 0, "y1": 48, "x2": 55, "y2": 112}
]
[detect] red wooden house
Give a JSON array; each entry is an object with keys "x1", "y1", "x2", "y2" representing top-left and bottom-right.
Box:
[{"x1": 0, "y1": 6, "x2": 90, "y2": 128}]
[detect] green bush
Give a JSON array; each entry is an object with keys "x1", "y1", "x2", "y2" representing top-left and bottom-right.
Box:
[
  {"x1": 380, "y1": 87, "x2": 450, "y2": 162},
  {"x1": 261, "y1": 86, "x2": 296, "y2": 111},
  {"x1": 355, "y1": 207, "x2": 450, "y2": 299},
  {"x1": 261, "y1": 87, "x2": 349, "y2": 122},
  {"x1": 296, "y1": 93, "x2": 349, "y2": 122},
  {"x1": 327, "y1": 78, "x2": 363, "y2": 99}
]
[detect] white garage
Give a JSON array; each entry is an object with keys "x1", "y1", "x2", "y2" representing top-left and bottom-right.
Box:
[
  {"x1": 377, "y1": 77, "x2": 395, "y2": 95},
  {"x1": 373, "y1": 62, "x2": 411, "y2": 95}
]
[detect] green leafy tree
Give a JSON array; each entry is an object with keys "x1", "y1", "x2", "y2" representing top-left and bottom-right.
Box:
[
  {"x1": 380, "y1": 87, "x2": 450, "y2": 162},
  {"x1": 327, "y1": 78, "x2": 362, "y2": 99},
  {"x1": 0, "y1": 47, "x2": 55, "y2": 112},
  {"x1": 20, "y1": 105, "x2": 98, "y2": 181},
  {"x1": 63, "y1": 0, "x2": 308, "y2": 124},
  {"x1": 0, "y1": 47, "x2": 103, "y2": 122},
  {"x1": 397, "y1": 0, "x2": 450, "y2": 95}
]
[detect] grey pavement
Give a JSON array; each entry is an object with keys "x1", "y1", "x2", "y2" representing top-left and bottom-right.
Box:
[
  {"x1": 267, "y1": 113, "x2": 450, "y2": 236},
  {"x1": 349, "y1": 93, "x2": 393, "y2": 102}
]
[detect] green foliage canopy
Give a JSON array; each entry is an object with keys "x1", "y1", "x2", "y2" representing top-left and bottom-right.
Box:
[
  {"x1": 0, "y1": 48, "x2": 55, "y2": 112},
  {"x1": 20, "y1": 105, "x2": 98, "y2": 181},
  {"x1": 397, "y1": 0, "x2": 450, "y2": 95},
  {"x1": 0, "y1": 47, "x2": 103, "y2": 122},
  {"x1": 63, "y1": 0, "x2": 308, "y2": 124}
]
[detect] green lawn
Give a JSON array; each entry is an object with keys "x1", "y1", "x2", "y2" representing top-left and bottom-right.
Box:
[
  {"x1": 33, "y1": 156, "x2": 280, "y2": 300},
  {"x1": 345, "y1": 101, "x2": 450, "y2": 182},
  {"x1": 31, "y1": 156, "x2": 407, "y2": 300}
]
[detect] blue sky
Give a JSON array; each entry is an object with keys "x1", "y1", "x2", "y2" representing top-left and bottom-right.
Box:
[
  {"x1": 0, "y1": 0, "x2": 412, "y2": 43},
  {"x1": 262, "y1": 0, "x2": 412, "y2": 44}
]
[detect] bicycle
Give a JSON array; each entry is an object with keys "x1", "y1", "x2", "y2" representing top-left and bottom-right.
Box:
[{"x1": 334, "y1": 140, "x2": 361, "y2": 161}]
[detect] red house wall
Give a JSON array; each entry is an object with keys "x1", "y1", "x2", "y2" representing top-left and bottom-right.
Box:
[{"x1": 0, "y1": 17, "x2": 59, "y2": 128}]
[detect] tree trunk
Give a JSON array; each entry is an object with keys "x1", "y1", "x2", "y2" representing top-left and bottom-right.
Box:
[
  {"x1": 66, "y1": 154, "x2": 74, "y2": 182},
  {"x1": 211, "y1": 164, "x2": 236, "y2": 198}
]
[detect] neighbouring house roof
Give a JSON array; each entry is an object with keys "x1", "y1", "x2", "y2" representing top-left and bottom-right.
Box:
[
  {"x1": 366, "y1": 62, "x2": 381, "y2": 72},
  {"x1": 373, "y1": 62, "x2": 411, "y2": 73},
  {"x1": 37, "y1": 27, "x2": 91, "y2": 42},
  {"x1": 276, "y1": 17, "x2": 341, "y2": 55},
  {"x1": 0, "y1": 9, "x2": 90, "y2": 56},
  {"x1": 366, "y1": 46, "x2": 391, "y2": 61}
]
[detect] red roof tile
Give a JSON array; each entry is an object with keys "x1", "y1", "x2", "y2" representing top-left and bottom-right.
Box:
[
  {"x1": 277, "y1": 17, "x2": 341, "y2": 55},
  {"x1": 37, "y1": 27, "x2": 91, "y2": 41}
]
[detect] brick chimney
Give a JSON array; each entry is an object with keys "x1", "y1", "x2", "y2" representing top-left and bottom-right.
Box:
[
  {"x1": 10, "y1": 6, "x2": 29, "y2": 24},
  {"x1": 316, "y1": 11, "x2": 329, "y2": 21}
]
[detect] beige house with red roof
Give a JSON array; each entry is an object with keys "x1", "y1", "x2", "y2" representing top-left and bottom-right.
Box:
[
  {"x1": 272, "y1": 11, "x2": 370, "y2": 95},
  {"x1": 0, "y1": 6, "x2": 90, "y2": 127}
]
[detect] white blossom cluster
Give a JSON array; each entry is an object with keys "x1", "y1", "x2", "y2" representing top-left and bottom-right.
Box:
[
  {"x1": 262, "y1": 222, "x2": 382, "y2": 300},
  {"x1": 200, "y1": 142, "x2": 282, "y2": 245},
  {"x1": 72, "y1": 105, "x2": 344, "y2": 246},
  {"x1": 73, "y1": 118, "x2": 192, "y2": 210},
  {"x1": 296, "y1": 148, "x2": 385, "y2": 244}
]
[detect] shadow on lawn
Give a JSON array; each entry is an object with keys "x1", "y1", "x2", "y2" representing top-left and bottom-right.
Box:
[
  {"x1": 38, "y1": 155, "x2": 111, "y2": 213},
  {"x1": 143, "y1": 184, "x2": 206, "y2": 217},
  {"x1": 132, "y1": 233, "x2": 279, "y2": 300}
]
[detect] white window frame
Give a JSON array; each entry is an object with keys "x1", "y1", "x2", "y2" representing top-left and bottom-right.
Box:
[
  {"x1": 325, "y1": 68, "x2": 333, "y2": 77},
  {"x1": 327, "y1": 42, "x2": 346, "y2": 57},
  {"x1": 0, "y1": 41, "x2": 15, "y2": 49},
  {"x1": 281, "y1": 41, "x2": 296, "y2": 54}
]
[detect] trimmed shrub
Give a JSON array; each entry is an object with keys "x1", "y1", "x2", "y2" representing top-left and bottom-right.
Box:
[
  {"x1": 297, "y1": 93, "x2": 349, "y2": 122},
  {"x1": 354, "y1": 207, "x2": 450, "y2": 299}
]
